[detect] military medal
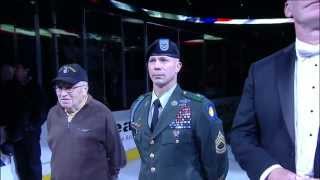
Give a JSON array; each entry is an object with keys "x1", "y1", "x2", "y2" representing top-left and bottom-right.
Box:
[
  {"x1": 175, "y1": 101, "x2": 192, "y2": 129},
  {"x1": 173, "y1": 129, "x2": 180, "y2": 137},
  {"x1": 173, "y1": 129, "x2": 180, "y2": 144},
  {"x1": 169, "y1": 99, "x2": 193, "y2": 130}
]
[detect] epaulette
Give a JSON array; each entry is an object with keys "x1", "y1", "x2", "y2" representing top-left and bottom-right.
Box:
[
  {"x1": 134, "y1": 92, "x2": 151, "y2": 103},
  {"x1": 130, "y1": 92, "x2": 151, "y2": 122},
  {"x1": 182, "y1": 91, "x2": 205, "y2": 102}
]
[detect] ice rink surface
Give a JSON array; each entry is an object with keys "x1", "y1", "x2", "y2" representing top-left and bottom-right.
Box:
[
  {"x1": 1, "y1": 145, "x2": 249, "y2": 180},
  {"x1": 118, "y1": 146, "x2": 249, "y2": 180}
]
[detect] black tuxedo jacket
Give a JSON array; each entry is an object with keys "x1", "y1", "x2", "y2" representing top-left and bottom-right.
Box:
[{"x1": 231, "y1": 44, "x2": 297, "y2": 180}]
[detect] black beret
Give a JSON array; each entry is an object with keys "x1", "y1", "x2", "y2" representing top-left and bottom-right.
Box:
[{"x1": 146, "y1": 38, "x2": 180, "y2": 59}]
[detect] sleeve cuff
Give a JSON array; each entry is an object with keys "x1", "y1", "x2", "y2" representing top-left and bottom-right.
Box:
[{"x1": 260, "y1": 164, "x2": 283, "y2": 180}]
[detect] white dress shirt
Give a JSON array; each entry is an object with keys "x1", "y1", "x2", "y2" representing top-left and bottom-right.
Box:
[
  {"x1": 148, "y1": 84, "x2": 177, "y2": 127},
  {"x1": 260, "y1": 39, "x2": 320, "y2": 179},
  {"x1": 294, "y1": 38, "x2": 319, "y2": 177}
]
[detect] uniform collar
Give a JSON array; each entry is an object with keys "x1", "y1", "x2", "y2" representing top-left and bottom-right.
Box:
[{"x1": 151, "y1": 84, "x2": 177, "y2": 108}]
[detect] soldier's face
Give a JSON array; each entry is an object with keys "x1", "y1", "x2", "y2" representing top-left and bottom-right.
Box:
[
  {"x1": 148, "y1": 55, "x2": 182, "y2": 88},
  {"x1": 285, "y1": 0, "x2": 320, "y2": 29}
]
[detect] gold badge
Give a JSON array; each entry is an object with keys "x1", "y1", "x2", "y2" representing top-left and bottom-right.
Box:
[{"x1": 215, "y1": 131, "x2": 226, "y2": 154}]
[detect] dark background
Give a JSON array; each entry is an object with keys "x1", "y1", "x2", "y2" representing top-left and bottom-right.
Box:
[{"x1": 0, "y1": 0, "x2": 295, "y2": 137}]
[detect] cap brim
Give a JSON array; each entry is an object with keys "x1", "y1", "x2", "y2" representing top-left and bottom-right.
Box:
[{"x1": 52, "y1": 77, "x2": 78, "y2": 85}]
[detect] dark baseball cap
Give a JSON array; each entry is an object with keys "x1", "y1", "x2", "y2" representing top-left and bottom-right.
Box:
[
  {"x1": 53, "y1": 64, "x2": 88, "y2": 85},
  {"x1": 146, "y1": 38, "x2": 180, "y2": 60}
]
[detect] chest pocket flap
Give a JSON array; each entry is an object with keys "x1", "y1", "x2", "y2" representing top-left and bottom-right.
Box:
[{"x1": 161, "y1": 129, "x2": 193, "y2": 144}]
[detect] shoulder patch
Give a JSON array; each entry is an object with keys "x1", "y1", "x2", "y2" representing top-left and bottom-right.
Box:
[
  {"x1": 206, "y1": 103, "x2": 218, "y2": 121},
  {"x1": 182, "y1": 91, "x2": 204, "y2": 102},
  {"x1": 208, "y1": 105, "x2": 215, "y2": 118}
]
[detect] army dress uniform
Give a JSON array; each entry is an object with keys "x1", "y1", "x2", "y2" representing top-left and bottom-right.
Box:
[{"x1": 131, "y1": 85, "x2": 228, "y2": 180}]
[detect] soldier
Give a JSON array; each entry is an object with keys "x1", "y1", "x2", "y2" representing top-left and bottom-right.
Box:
[{"x1": 130, "y1": 38, "x2": 228, "y2": 180}]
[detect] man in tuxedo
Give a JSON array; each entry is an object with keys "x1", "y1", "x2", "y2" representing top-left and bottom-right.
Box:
[{"x1": 230, "y1": 0, "x2": 319, "y2": 179}]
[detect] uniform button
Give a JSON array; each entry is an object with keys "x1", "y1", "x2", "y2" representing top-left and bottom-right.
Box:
[
  {"x1": 150, "y1": 167, "x2": 156, "y2": 173},
  {"x1": 150, "y1": 140, "x2": 155, "y2": 145},
  {"x1": 175, "y1": 139, "x2": 180, "y2": 144},
  {"x1": 150, "y1": 153, "x2": 155, "y2": 159}
]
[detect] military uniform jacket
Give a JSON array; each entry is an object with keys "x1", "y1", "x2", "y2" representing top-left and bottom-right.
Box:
[{"x1": 131, "y1": 86, "x2": 228, "y2": 180}]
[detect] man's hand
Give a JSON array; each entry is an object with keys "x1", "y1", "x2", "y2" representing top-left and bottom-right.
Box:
[{"x1": 267, "y1": 167, "x2": 297, "y2": 180}]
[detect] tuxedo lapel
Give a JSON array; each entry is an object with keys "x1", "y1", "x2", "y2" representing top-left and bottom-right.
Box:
[
  {"x1": 153, "y1": 86, "x2": 181, "y2": 138},
  {"x1": 276, "y1": 44, "x2": 296, "y2": 143}
]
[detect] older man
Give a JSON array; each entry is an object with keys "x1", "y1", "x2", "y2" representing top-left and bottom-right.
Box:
[
  {"x1": 47, "y1": 63, "x2": 126, "y2": 180},
  {"x1": 230, "y1": 0, "x2": 319, "y2": 179}
]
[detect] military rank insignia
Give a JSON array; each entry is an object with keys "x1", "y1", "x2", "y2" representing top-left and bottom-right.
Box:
[{"x1": 215, "y1": 131, "x2": 226, "y2": 154}]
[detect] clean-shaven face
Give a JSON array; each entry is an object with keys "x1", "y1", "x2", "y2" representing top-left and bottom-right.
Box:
[
  {"x1": 148, "y1": 55, "x2": 182, "y2": 88},
  {"x1": 285, "y1": 0, "x2": 320, "y2": 29}
]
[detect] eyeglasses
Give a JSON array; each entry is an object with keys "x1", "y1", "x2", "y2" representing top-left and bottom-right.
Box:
[{"x1": 55, "y1": 85, "x2": 85, "y2": 94}]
